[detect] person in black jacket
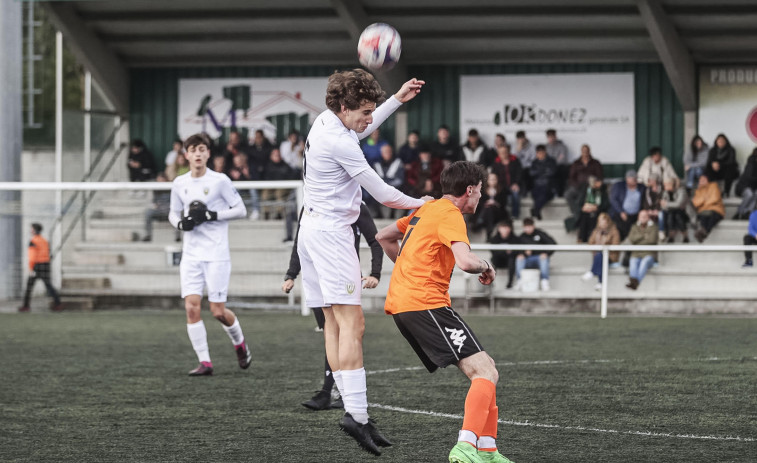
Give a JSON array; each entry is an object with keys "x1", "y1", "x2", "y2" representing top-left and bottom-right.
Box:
[
  {"x1": 489, "y1": 220, "x2": 520, "y2": 289},
  {"x1": 529, "y1": 145, "x2": 557, "y2": 220},
  {"x1": 472, "y1": 172, "x2": 510, "y2": 236},
  {"x1": 127, "y1": 139, "x2": 157, "y2": 183},
  {"x1": 734, "y1": 147, "x2": 757, "y2": 219},
  {"x1": 575, "y1": 176, "x2": 609, "y2": 243},
  {"x1": 705, "y1": 133, "x2": 739, "y2": 197},
  {"x1": 282, "y1": 203, "x2": 383, "y2": 411},
  {"x1": 515, "y1": 217, "x2": 557, "y2": 291}
]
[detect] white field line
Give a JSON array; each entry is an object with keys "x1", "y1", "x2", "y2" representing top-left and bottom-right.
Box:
[{"x1": 368, "y1": 403, "x2": 756, "y2": 443}]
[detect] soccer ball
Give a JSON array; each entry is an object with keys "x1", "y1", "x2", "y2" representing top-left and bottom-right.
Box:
[{"x1": 357, "y1": 23, "x2": 401, "y2": 72}]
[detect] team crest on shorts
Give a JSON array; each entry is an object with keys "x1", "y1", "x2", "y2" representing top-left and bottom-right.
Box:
[{"x1": 345, "y1": 282, "x2": 355, "y2": 294}]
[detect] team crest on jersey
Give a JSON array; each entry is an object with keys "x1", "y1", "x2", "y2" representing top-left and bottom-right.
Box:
[
  {"x1": 203, "y1": 187, "x2": 209, "y2": 195},
  {"x1": 345, "y1": 282, "x2": 355, "y2": 294}
]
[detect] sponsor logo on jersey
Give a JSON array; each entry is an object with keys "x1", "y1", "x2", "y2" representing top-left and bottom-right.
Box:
[
  {"x1": 445, "y1": 327, "x2": 467, "y2": 353},
  {"x1": 346, "y1": 282, "x2": 355, "y2": 294}
]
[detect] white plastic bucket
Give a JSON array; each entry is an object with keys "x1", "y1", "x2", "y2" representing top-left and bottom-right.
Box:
[
  {"x1": 164, "y1": 246, "x2": 182, "y2": 266},
  {"x1": 520, "y1": 269, "x2": 540, "y2": 292}
]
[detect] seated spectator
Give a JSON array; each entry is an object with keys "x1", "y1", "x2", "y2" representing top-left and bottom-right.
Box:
[
  {"x1": 279, "y1": 130, "x2": 304, "y2": 175},
  {"x1": 460, "y1": 128, "x2": 490, "y2": 166},
  {"x1": 491, "y1": 144, "x2": 523, "y2": 219},
  {"x1": 164, "y1": 138, "x2": 183, "y2": 170},
  {"x1": 660, "y1": 177, "x2": 690, "y2": 243},
  {"x1": 582, "y1": 212, "x2": 621, "y2": 291},
  {"x1": 684, "y1": 135, "x2": 708, "y2": 190},
  {"x1": 515, "y1": 131, "x2": 536, "y2": 192},
  {"x1": 127, "y1": 139, "x2": 157, "y2": 183},
  {"x1": 361, "y1": 129, "x2": 389, "y2": 165},
  {"x1": 692, "y1": 174, "x2": 725, "y2": 242},
  {"x1": 262, "y1": 148, "x2": 297, "y2": 219},
  {"x1": 142, "y1": 172, "x2": 179, "y2": 242},
  {"x1": 210, "y1": 155, "x2": 227, "y2": 174},
  {"x1": 368, "y1": 145, "x2": 405, "y2": 218},
  {"x1": 642, "y1": 174, "x2": 663, "y2": 237},
  {"x1": 565, "y1": 144, "x2": 603, "y2": 222},
  {"x1": 734, "y1": 147, "x2": 757, "y2": 219},
  {"x1": 398, "y1": 130, "x2": 421, "y2": 167},
  {"x1": 418, "y1": 177, "x2": 440, "y2": 199},
  {"x1": 741, "y1": 209, "x2": 757, "y2": 267},
  {"x1": 405, "y1": 148, "x2": 443, "y2": 197},
  {"x1": 430, "y1": 125, "x2": 460, "y2": 166},
  {"x1": 610, "y1": 170, "x2": 646, "y2": 240},
  {"x1": 493, "y1": 133, "x2": 507, "y2": 151},
  {"x1": 637, "y1": 146, "x2": 677, "y2": 185},
  {"x1": 545, "y1": 129, "x2": 570, "y2": 196},
  {"x1": 489, "y1": 220, "x2": 520, "y2": 289},
  {"x1": 223, "y1": 129, "x2": 248, "y2": 165},
  {"x1": 165, "y1": 151, "x2": 190, "y2": 181},
  {"x1": 529, "y1": 144, "x2": 557, "y2": 220},
  {"x1": 228, "y1": 152, "x2": 261, "y2": 220},
  {"x1": 626, "y1": 209, "x2": 658, "y2": 290},
  {"x1": 473, "y1": 172, "x2": 509, "y2": 236},
  {"x1": 705, "y1": 133, "x2": 739, "y2": 197},
  {"x1": 248, "y1": 129, "x2": 273, "y2": 180},
  {"x1": 575, "y1": 175, "x2": 609, "y2": 243},
  {"x1": 515, "y1": 217, "x2": 556, "y2": 291}
]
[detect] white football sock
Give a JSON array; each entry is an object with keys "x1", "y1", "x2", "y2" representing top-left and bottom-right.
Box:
[
  {"x1": 333, "y1": 370, "x2": 344, "y2": 396},
  {"x1": 458, "y1": 430, "x2": 478, "y2": 448},
  {"x1": 341, "y1": 367, "x2": 369, "y2": 424},
  {"x1": 222, "y1": 318, "x2": 245, "y2": 346},
  {"x1": 478, "y1": 436, "x2": 497, "y2": 450},
  {"x1": 187, "y1": 320, "x2": 211, "y2": 364}
]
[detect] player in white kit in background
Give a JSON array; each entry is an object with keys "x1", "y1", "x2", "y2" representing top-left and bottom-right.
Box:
[
  {"x1": 297, "y1": 69, "x2": 428, "y2": 455},
  {"x1": 168, "y1": 133, "x2": 251, "y2": 376}
]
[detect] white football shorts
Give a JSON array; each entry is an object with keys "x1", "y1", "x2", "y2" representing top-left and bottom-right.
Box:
[
  {"x1": 180, "y1": 259, "x2": 231, "y2": 303},
  {"x1": 297, "y1": 224, "x2": 362, "y2": 308}
]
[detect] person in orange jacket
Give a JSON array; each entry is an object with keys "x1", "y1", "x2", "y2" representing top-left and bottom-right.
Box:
[
  {"x1": 692, "y1": 174, "x2": 725, "y2": 242},
  {"x1": 19, "y1": 223, "x2": 62, "y2": 312}
]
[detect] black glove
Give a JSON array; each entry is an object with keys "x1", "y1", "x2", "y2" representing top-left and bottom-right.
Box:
[
  {"x1": 188, "y1": 200, "x2": 217, "y2": 224},
  {"x1": 178, "y1": 216, "x2": 195, "y2": 231}
]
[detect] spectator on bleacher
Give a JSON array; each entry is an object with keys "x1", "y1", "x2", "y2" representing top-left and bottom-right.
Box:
[
  {"x1": 18, "y1": 223, "x2": 62, "y2": 313},
  {"x1": 705, "y1": 133, "x2": 739, "y2": 197},
  {"x1": 684, "y1": 135, "x2": 708, "y2": 190},
  {"x1": 489, "y1": 220, "x2": 520, "y2": 289},
  {"x1": 741, "y1": 209, "x2": 757, "y2": 267},
  {"x1": 582, "y1": 212, "x2": 621, "y2": 291},
  {"x1": 491, "y1": 144, "x2": 523, "y2": 220},
  {"x1": 575, "y1": 175, "x2": 609, "y2": 243},
  {"x1": 493, "y1": 133, "x2": 507, "y2": 151},
  {"x1": 368, "y1": 145, "x2": 405, "y2": 218},
  {"x1": 642, "y1": 174, "x2": 663, "y2": 238},
  {"x1": 405, "y1": 147, "x2": 443, "y2": 197},
  {"x1": 626, "y1": 209, "x2": 658, "y2": 290},
  {"x1": 473, "y1": 172, "x2": 509, "y2": 236},
  {"x1": 127, "y1": 139, "x2": 157, "y2": 183},
  {"x1": 565, "y1": 144, "x2": 603, "y2": 222},
  {"x1": 262, "y1": 148, "x2": 297, "y2": 219},
  {"x1": 228, "y1": 152, "x2": 261, "y2": 220},
  {"x1": 418, "y1": 177, "x2": 440, "y2": 199},
  {"x1": 692, "y1": 174, "x2": 725, "y2": 242},
  {"x1": 430, "y1": 124, "x2": 459, "y2": 166},
  {"x1": 248, "y1": 129, "x2": 273, "y2": 181},
  {"x1": 734, "y1": 147, "x2": 757, "y2": 220},
  {"x1": 361, "y1": 129, "x2": 389, "y2": 165},
  {"x1": 165, "y1": 151, "x2": 190, "y2": 181},
  {"x1": 460, "y1": 128, "x2": 493, "y2": 167},
  {"x1": 610, "y1": 170, "x2": 646, "y2": 240},
  {"x1": 637, "y1": 147, "x2": 677, "y2": 185},
  {"x1": 546, "y1": 129, "x2": 570, "y2": 197},
  {"x1": 515, "y1": 130, "x2": 536, "y2": 192},
  {"x1": 515, "y1": 217, "x2": 556, "y2": 291},
  {"x1": 142, "y1": 172, "x2": 179, "y2": 243},
  {"x1": 279, "y1": 129, "x2": 304, "y2": 175},
  {"x1": 397, "y1": 130, "x2": 421, "y2": 167},
  {"x1": 164, "y1": 138, "x2": 184, "y2": 170},
  {"x1": 223, "y1": 129, "x2": 248, "y2": 165},
  {"x1": 210, "y1": 155, "x2": 227, "y2": 174},
  {"x1": 660, "y1": 177, "x2": 690, "y2": 243},
  {"x1": 529, "y1": 144, "x2": 557, "y2": 220}
]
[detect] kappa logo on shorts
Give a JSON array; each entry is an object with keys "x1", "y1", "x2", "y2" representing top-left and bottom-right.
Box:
[
  {"x1": 445, "y1": 327, "x2": 467, "y2": 353},
  {"x1": 346, "y1": 282, "x2": 356, "y2": 294}
]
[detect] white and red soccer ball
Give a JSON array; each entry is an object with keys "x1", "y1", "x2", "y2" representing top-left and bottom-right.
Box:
[{"x1": 357, "y1": 23, "x2": 401, "y2": 72}]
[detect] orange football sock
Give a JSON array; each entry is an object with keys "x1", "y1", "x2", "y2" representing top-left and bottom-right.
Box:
[
  {"x1": 461, "y1": 378, "x2": 496, "y2": 439},
  {"x1": 478, "y1": 398, "x2": 499, "y2": 452}
]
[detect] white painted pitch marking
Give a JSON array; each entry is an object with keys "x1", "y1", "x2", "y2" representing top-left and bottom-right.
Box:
[{"x1": 368, "y1": 403, "x2": 756, "y2": 443}]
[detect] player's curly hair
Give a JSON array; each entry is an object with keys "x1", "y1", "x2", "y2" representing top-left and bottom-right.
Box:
[
  {"x1": 441, "y1": 161, "x2": 487, "y2": 197},
  {"x1": 325, "y1": 69, "x2": 385, "y2": 112}
]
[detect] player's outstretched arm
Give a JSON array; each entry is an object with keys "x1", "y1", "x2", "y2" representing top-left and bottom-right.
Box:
[
  {"x1": 450, "y1": 241, "x2": 496, "y2": 285},
  {"x1": 356, "y1": 78, "x2": 424, "y2": 140},
  {"x1": 354, "y1": 169, "x2": 425, "y2": 210},
  {"x1": 393, "y1": 78, "x2": 425, "y2": 103},
  {"x1": 376, "y1": 223, "x2": 405, "y2": 263}
]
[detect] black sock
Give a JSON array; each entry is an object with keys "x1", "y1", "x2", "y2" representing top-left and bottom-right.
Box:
[{"x1": 322, "y1": 356, "x2": 335, "y2": 393}]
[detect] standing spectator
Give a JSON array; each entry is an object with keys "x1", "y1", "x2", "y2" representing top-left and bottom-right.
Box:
[
  {"x1": 683, "y1": 135, "x2": 708, "y2": 190},
  {"x1": 248, "y1": 129, "x2": 273, "y2": 180},
  {"x1": 692, "y1": 174, "x2": 725, "y2": 242},
  {"x1": 529, "y1": 144, "x2": 557, "y2": 220},
  {"x1": 575, "y1": 175, "x2": 609, "y2": 243},
  {"x1": 641, "y1": 174, "x2": 663, "y2": 238},
  {"x1": 660, "y1": 177, "x2": 690, "y2": 243},
  {"x1": 261, "y1": 148, "x2": 296, "y2": 219},
  {"x1": 397, "y1": 130, "x2": 421, "y2": 167},
  {"x1": 582, "y1": 212, "x2": 621, "y2": 291},
  {"x1": 279, "y1": 130, "x2": 305, "y2": 175},
  {"x1": 164, "y1": 138, "x2": 184, "y2": 170},
  {"x1": 741, "y1": 209, "x2": 757, "y2": 267},
  {"x1": 430, "y1": 124, "x2": 459, "y2": 166},
  {"x1": 18, "y1": 223, "x2": 62, "y2": 312},
  {"x1": 127, "y1": 139, "x2": 157, "y2": 183},
  {"x1": 165, "y1": 151, "x2": 190, "y2": 181},
  {"x1": 489, "y1": 220, "x2": 520, "y2": 289},
  {"x1": 473, "y1": 172, "x2": 509, "y2": 236},
  {"x1": 460, "y1": 128, "x2": 490, "y2": 166},
  {"x1": 705, "y1": 133, "x2": 739, "y2": 197},
  {"x1": 734, "y1": 147, "x2": 757, "y2": 219},
  {"x1": 609, "y1": 170, "x2": 646, "y2": 240},
  {"x1": 515, "y1": 131, "x2": 536, "y2": 192},
  {"x1": 142, "y1": 172, "x2": 180, "y2": 243},
  {"x1": 626, "y1": 209, "x2": 658, "y2": 290},
  {"x1": 565, "y1": 144, "x2": 603, "y2": 221},
  {"x1": 491, "y1": 144, "x2": 523, "y2": 219},
  {"x1": 405, "y1": 148, "x2": 443, "y2": 197},
  {"x1": 545, "y1": 129, "x2": 570, "y2": 196},
  {"x1": 223, "y1": 129, "x2": 248, "y2": 166},
  {"x1": 637, "y1": 146, "x2": 677, "y2": 185},
  {"x1": 515, "y1": 217, "x2": 556, "y2": 291},
  {"x1": 361, "y1": 129, "x2": 389, "y2": 165},
  {"x1": 369, "y1": 145, "x2": 405, "y2": 218}
]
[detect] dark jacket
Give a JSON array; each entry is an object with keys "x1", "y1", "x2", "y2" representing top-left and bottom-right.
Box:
[
  {"x1": 397, "y1": 143, "x2": 420, "y2": 165},
  {"x1": 529, "y1": 156, "x2": 557, "y2": 188},
  {"x1": 705, "y1": 145, "x2": 738, "y2": 182},
  {"x1": 568, "y1": 156, "x2": 603, "y2": 188},
  {"x1": 430, "y1": 140, "x2": 460, "y2": 163},
  {"x1": 491, "y1": 156, "x2": 523, "y2": 191},
  {"x1": 736, "y1": 152, "x2": 757, "y2": 196},
  {"x1": 489, "y1": 230, "x2": 521, "y2": 258},
  {"x1": 519, "y1": 228, "x2": 557, "y2": 256},
  {"x1": 578, "y1": 183, "x2": 609, "y2": 214},
  {"x1": 263, "y1": 160, "x2": 296, "y2": 181},
  {"x1": 609, "y1": 181, "x2": 647, "y2": 220}
]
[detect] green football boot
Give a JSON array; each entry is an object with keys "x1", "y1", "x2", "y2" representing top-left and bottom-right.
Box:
[
  {"x1": 449, "y1": 442, "x2": 484, "y2": 463},
  {"x1": 479, "y1": 450, "x2": 516, "y2": 463}
]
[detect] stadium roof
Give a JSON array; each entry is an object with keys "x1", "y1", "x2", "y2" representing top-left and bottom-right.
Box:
[{"x1": 42, "y1": 0, "x2": 757, "y2": 116}]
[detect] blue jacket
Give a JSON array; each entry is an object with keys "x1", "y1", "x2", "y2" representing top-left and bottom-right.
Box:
[
  {"x1": 748, "y1": 210, "x2": 757, "y2": 237},
  {"x1": 609, "y1": 180, "x2": 646, "y2": 219}
]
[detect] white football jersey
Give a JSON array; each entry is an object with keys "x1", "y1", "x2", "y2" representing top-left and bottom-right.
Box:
[{"x1": 170, "y1": 169, "x2": 242, "y2": 261}]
